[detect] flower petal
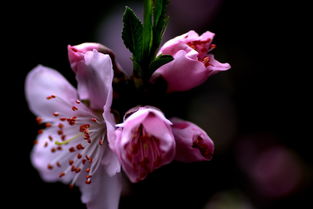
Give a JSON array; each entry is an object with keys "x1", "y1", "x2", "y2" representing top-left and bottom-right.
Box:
[
  {"x1": 79, "y1": 166, "x2": 122, "y2": 209},
  {"x1": 154, "y1": 50, "x2": 208, "y2": 92},
  {"x1": 25, "y1": 65, "x2": 78, "y2": 120},
  {"x1": 69, "y1": 48, "x2": 114, "y2": 110},
  {"x1": 31, "y1": 126, "x2": 77, "y2": 183},
  {"x1": 102, "y1": 149, "x2": 121, "y2": 176},
  {"x1": 207, "y1": 54, "x2": 231, "y2": 73}
]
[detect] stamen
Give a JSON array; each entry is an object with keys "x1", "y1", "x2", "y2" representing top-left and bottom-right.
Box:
[
  {"x1": 76, "y1": 100, "x2": 81, "y2": 104},
  {"x1": 61, "y1": 135, "x2": 67, "y2": 141},
  {"x1": 53, "y1": 112, "x2": 60, "y2": 117},
  {"x1": 202, "y1": 57, "x2": 211, "y2": 67},
  {"x1": 85, "y1": 179, "x2": 92, "y2": 184},
  {"x1": 58, "y1": 123, "x2": 64, "y2": 129},
  {"x1": 59, "y1": 172, "x2": 65, "y2": 178},
  {"x1": 72, "y1": 106, "x2": 78, "y2": 111},
  {"x1": 80, "y1": 124, "x2": 90, "y2": 132},
  {"x1": 46, "y1": 94, "x2": 56, "y2": 100},
  {"x1": 45, "y1": 123, "x2": 52, "y2": 128},
  {"x1": 209, "y1": 44, "x2": 216, "y2": 50},
  {"x1": 67, "y1": 117, "x2": 77, "y2": 125},
  {"x1": 69, "y1": 147, "x2": 76, "y2": 152},
  {"x1": 36, "y1": 117, "x2": 43, "y2": 124},
  {"x1": 60, "y1": 117, "x2": 67, "y2": 121}
]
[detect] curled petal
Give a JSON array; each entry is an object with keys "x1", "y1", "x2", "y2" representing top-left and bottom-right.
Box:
[
  {"x1": 25, "y1": 65, "x2": 78, "y2": 121},
  {"x1": 158, "y1": 30, "x2": 215, "y2": 57},
  {"x1": 68, "y1": 46, "x2": 114, "y2": 110},
  {"x1": 153, "y1": 50, "x2": 208, "y2": 92},
  {"x1": 171, "y1": 118, "x2": 214, "y2": 162},
  {"x1": 207, "y1": 54, "x2": 231, "y2": 72}
]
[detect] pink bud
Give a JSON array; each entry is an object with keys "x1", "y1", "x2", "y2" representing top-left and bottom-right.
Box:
[
  {"x1": 68, "y1": 42, "x2": 105, "y2": 71},
  {"x1": 171, "y1": 118, "x2": 214, "y2": 162},
  {"x1": 152, "y1": 30, "x2": 231, "y2": 92},
  {"x1": 114, "y1": 107, "x2": 176, "y2": 183},
  {"x1": 67, "y1": 43, "x2": 114, "y2": 110}
]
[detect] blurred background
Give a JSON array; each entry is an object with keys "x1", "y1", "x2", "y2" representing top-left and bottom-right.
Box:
[{"x1": 2, "y1": 0, "x2": 311, "y2": 208}]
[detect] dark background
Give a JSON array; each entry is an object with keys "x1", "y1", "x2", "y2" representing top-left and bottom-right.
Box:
[{"x1": 2, "y1": 0, "x2": 311, "y2": 209}]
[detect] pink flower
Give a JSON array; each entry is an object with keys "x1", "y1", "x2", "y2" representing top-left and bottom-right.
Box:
[
  {"x1": 153, "y1": 30, "x2": 231, "y2": 92},
  {"x1": 112, "y1": 107, "x2": 176, "y2": 183},
  {"x1": 26, "y1": 43, "x2": 121, "y2": 209},
  {"x1": 171, "y1": 118, "x2": 214, "y2": 162}
]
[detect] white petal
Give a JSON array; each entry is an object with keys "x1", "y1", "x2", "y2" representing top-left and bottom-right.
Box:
[
  {"x1": 79, "y1": 166, "x2": 122, "y2": 209},
  {"x1": 25, "y1": 65, "x2": 78, "y2": 121}
]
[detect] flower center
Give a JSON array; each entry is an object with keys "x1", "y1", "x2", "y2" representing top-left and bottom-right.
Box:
[
  {"x1": 36, "y1": 95, "x2": 107, "y2": 186},
  {"x1": 125, "y1": 125, "x2": 162, "y2": 181},
  {"x1": 187, "y1": 40, "x2": 216, "y2": 67},
  {"x1": 192, "y1": 135, "x2": 212, "y2": 160}
]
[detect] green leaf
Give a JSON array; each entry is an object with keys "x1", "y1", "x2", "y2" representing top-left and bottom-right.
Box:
[
  {"x1": 122, "y1": 7, "x2": 143, "y2": 61},
  {"x1": 152, "y1": 0, "x2": 170, "y2": 56},
  {"x1": 142, "y1": 0, "x2": 153, "y2": 58},
  {"x1": 149, "y1": 54, "x2": 173, "y2": 72},
  {"x1": 154, "y1": 0, "x2": 168, "y2": 27}
]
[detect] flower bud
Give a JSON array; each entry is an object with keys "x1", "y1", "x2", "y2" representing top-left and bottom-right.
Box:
[
  {"x1": 113, "y1": 107, "x2": 175, "y2": 182},
  {"x1": 171, "y1": 118, "x2": 214, "y2": 162},
  {"x1": 152, "y1": 30, "x2": 230, "y2": 92}
]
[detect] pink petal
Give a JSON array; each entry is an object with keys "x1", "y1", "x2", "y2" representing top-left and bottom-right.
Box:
[
  {"x1": 102, "y1": 149, "x2": 121, "y2": 176},
  {"x1": 68, "y1": 47, "x2": 114, "y2": 110},
  {"x1": 79, "y1": 166, "x2": 122, "y2": 209},
  {"x1": 154, "y1": 50, "x2": 208, "y2": 92},
  {"x1": 171, "y1": 118, "x2": 214, "y2": 162},
  {"x1": 207, "y1": 54, "x2": 231, "y2": 72},
  {"x1": 25, "y1": 65, "x2": 78, "y2": 121}
]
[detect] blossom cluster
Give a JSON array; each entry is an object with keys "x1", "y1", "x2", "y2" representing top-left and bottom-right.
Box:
[{"x1": 26, "y1": 30, "x2": 230, "y2": 209}]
